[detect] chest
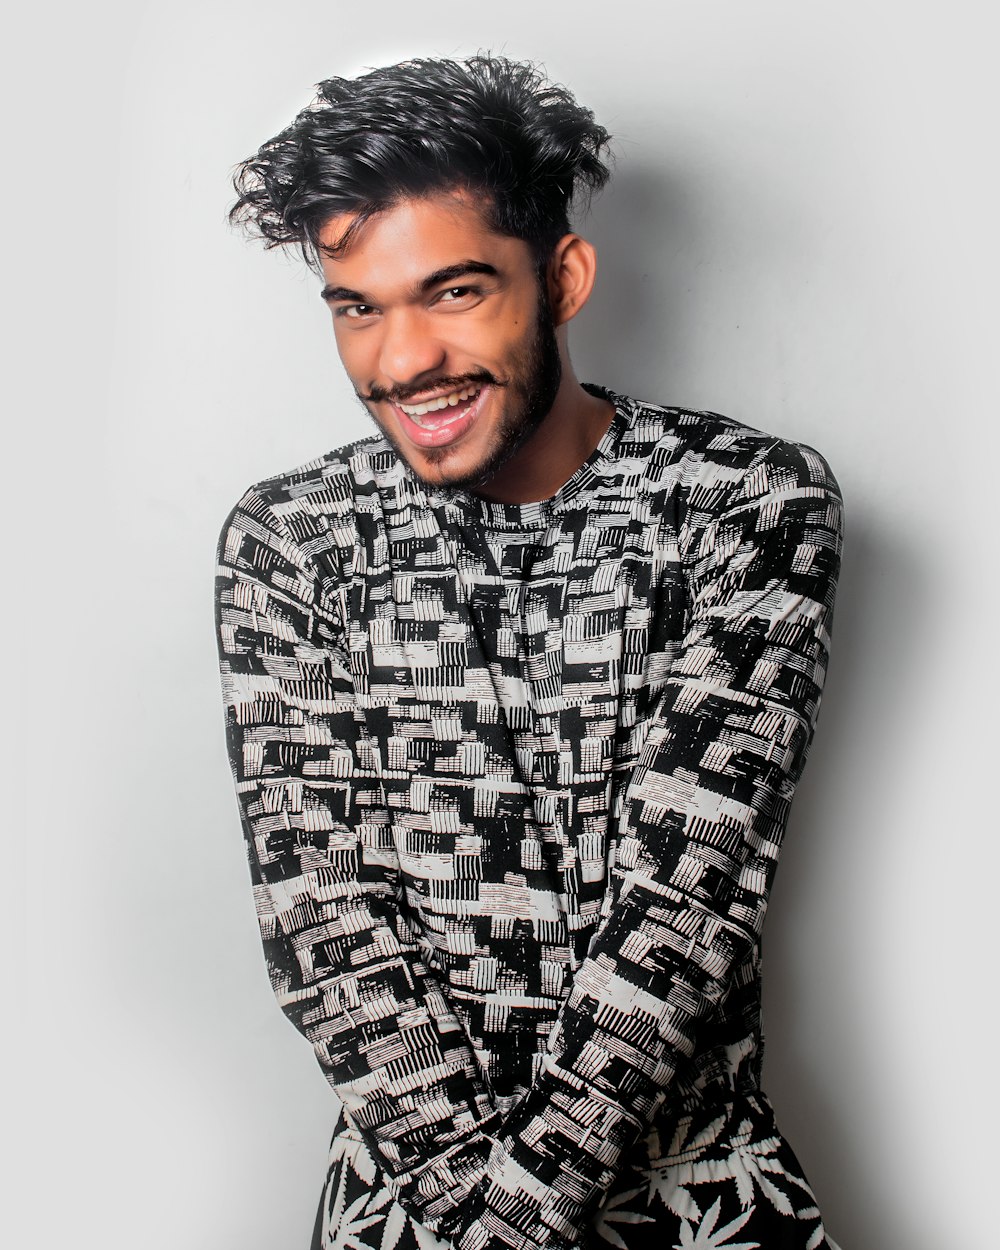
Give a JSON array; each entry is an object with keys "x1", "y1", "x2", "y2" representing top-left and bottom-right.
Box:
[
  {"x1": 340, "y1": 495, "x2": 687, "y2": 783},
  {"x1": 333, "y1": 490, "x2": 688, "y2": 932}
]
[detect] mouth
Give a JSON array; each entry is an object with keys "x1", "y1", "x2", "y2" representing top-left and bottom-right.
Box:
[{"x1": 389, "y1": 383, "x2": 488, "y2": 449}]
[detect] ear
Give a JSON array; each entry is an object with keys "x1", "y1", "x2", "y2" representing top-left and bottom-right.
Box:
[{"x1": 545, "y1": 233, "x2": 598, "y2": 327}]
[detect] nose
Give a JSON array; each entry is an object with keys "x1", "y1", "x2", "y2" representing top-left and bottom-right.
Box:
[{"x1": 377, "y1": 308, "x2": 447, "y2": 388}]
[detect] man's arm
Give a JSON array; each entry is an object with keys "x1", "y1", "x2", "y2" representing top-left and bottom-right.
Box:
[
  {"x1": 216, "y1": 486, "x2": 499, "y2": 1237},
  {"x1": 454, "y1": 438, "x2": 844, "y2": 1250}
]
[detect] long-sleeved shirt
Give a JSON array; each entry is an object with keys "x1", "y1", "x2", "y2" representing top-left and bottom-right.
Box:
[{"x1": 216, "y1": 387, "x2": 843, "y2": 1250}]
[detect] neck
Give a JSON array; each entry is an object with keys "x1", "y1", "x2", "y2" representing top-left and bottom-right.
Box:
[{"x1": 472, "y1": 367, "x2": 614, "y2": 505}]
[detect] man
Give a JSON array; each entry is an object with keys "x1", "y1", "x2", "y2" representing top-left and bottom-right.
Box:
[{"x1": 216, "y1": 55, "x2": 843, "y2": 1250}]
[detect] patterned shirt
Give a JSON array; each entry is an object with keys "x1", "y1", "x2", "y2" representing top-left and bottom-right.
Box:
[{"x1": 216, "y1": 388, "x2": 843, "y2": 1250}]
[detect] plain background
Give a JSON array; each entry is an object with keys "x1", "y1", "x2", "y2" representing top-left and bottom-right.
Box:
[{"x1": 9, "y1": 2, "x2": 998, "y2": 1247}]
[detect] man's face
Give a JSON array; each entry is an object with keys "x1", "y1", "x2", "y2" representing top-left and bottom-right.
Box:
[{"x1": 318, "y1": 192, "x2": 561, "y2": 491}]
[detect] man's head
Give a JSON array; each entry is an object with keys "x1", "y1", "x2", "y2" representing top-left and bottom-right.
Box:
[{"x1": 231, "y1": 55, "x2": 612, "y2": 495}]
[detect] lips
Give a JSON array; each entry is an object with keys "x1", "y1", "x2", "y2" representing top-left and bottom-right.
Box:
[{"x1": 390, "y1": 384, "x2": 489, "y2": 449}]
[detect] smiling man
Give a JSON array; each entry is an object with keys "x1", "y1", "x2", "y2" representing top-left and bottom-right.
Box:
[{"x1": 216, "y1": 55, "x2": 843, "y2": 1250}]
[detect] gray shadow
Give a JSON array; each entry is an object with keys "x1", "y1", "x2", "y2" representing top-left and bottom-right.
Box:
[
  {"x1": 572, "y1": 163, "x2": 929, "y2": 1250},
  {"x1": 571, "y1": 162, "x2": 695, "y2": 399},
  {"x1": 762, "y1": 504, "x2": 924, "y2": 1250}
]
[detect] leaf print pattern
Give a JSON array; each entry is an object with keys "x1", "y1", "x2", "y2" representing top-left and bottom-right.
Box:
[
  {"x1": 379, "y1": 1202, "x2": 408, "y2": 1250},
  {"x1": 592, "y1": 1187, "x2": 655, "y2": 1250},
  {"x1": 315, "y1": 1123, "x2": 450, "y2": 1250},
  {"x1": 646, "y1": 1109, "x2": 731, "y2": 1222},
  {"x1": 676, "y1": 1199, "x2": 758, "y2": 1250},
  {"x1": 732, "y1": 1125, "x2": 809, "y2": 1215},
  {"x1": 626, "y1": 1094, "x2": 836, "y2": 1250}
]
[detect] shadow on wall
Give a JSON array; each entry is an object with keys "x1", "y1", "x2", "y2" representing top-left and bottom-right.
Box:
[
  {"x1": 573, "y1": 163, "x2": 926, "y2": 1250},
  {"x1": 762, "y1": 501, "x2": 927, "y2": 1250},
  {"x1": 572, "y1": 163, "x2": 687, "y2": 400}
]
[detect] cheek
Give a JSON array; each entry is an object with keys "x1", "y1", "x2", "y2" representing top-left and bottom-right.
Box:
[{"x1": 454, "y1": 314, "x2": 532, "y2": 370}]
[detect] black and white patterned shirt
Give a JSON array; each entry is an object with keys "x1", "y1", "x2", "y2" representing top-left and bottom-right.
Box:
[{"x1": 216, "y1": 388, "x2": 843, "y2": 1250}]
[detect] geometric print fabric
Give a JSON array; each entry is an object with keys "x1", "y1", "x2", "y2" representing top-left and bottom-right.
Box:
[{"x1": 216, "y1": 387, "x2": 843, "y2": 1250}]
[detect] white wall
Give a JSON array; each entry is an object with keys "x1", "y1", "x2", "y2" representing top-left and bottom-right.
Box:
[{"x1": 10, "y1": 2, "x2": 998, "y2": 1247}]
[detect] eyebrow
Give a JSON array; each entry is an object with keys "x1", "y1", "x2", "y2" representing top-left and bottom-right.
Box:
[{"x1": 320, "y1": 260, "x2": 499, "y2": 304}]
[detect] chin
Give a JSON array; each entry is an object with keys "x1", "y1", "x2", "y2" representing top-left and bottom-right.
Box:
[{"x1": 409, "y1": 448, "x2": 493, "y2": 490}]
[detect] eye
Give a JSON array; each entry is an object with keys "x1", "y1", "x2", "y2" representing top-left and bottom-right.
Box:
[
  {"x1": 335, "y1": 303, "x2": 378, "y2": 320},
  {"x1": 435, "y1": 285, "x2": 480, "y2": 306}
]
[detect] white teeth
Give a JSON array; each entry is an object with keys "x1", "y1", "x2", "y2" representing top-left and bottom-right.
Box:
[{"x1": 397, "y1": 385, "x2": 480, "y2": 419}]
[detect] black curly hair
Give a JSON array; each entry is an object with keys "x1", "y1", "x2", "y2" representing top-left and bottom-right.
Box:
[{"x1": 230, "y1": 54, "x2": 612, "y2": 270}]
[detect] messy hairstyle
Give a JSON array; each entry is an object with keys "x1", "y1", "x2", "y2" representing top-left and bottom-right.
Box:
[{"x1": 230, "y1": 54, "x2": 612, "y2": 269}]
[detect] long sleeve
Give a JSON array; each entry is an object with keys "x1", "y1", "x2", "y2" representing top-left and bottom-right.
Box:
[
  {"x1": 215, "y1": 486, "x2": 500, "y2": 1236},
  {"x1": 454, "y1": 439, "x2": 843, "y2": 1250}
]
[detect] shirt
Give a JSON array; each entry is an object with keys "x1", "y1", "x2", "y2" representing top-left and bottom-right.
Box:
[{"x1": 216, "y1": 387, "x2": 843, "y2": 1250}]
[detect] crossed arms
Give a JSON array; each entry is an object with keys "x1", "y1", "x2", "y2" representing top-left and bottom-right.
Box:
[{"x1": 215, "y1": 434, "x2": 842, "y2": 1250}]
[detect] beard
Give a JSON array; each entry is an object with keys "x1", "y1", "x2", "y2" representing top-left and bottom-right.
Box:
[{"x1": 357, "y1": 291, "x2": 562, "y2": 492}]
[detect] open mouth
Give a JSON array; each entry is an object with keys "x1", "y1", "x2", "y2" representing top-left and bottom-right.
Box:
[
  {"x1": 397, "y1": 383, "x2": 481, "y2": 424},
  {"x1": 390, "y1": 384, "x2": 487, "y2": 449}
]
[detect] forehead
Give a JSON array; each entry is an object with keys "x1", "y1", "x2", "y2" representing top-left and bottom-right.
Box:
[{"x1": 317, "y1": 191, "x2": 534, "y2": 293}]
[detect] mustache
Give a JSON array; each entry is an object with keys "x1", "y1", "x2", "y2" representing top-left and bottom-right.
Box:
[{"x1": 359, "y1": 369, "x2": 505, "y2": 405}]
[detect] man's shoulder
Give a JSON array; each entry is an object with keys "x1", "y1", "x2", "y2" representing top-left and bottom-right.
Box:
[
  {"x1": 217, "y1": 432, "x2": 402, "y2": 581},
  {"x1": 235, "y1": 431, "x2": 402, "y2": 518},
  {"x1": 614, "y1": 392, "x2": 822, "y2": 464},
  {"x1": 609, "y1": 391, "x2": 839, "y2": 500}
]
